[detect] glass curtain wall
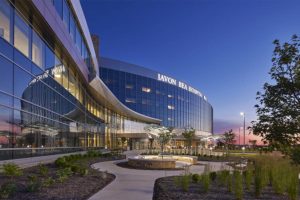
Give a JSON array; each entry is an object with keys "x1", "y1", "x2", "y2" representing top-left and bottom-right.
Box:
[
  {"x1": 100, "y1": 67, "x2": 213, "y2": 133},
  {"x1": 0, "y1": 0, "x2": 155, "y2": 160}
]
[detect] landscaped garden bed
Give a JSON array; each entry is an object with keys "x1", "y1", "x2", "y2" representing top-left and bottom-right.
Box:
[
  {"x1": 153, "y1": 156, "x2": 300, "y2": 200},
  {"x1": 0, "y1": 151, "x2": 125, "y2": 200},
  {"x1": 116, "y1": 161, "x2": 183, "y2": 170}
]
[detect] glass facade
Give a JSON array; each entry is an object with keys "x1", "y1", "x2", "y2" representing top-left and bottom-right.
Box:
[
  {"x1": 0, "y1": 0, "x2": 156, "y2": 160},
  {"x1": 52, "y1": 0, "x2": 92, "y2": 73},
  {"x1": 0, "y1": 0, "x2": 104, "y2": 159},
  {"x1": 100, "y1": 60, "x2": 213, "y2": 134}
]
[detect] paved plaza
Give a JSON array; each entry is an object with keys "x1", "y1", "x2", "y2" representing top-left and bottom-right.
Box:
[{"x1": 89, "y1": 151, "x2": 226, "y2": 200}]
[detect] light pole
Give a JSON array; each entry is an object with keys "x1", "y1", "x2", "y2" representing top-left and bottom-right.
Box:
[
  {"x1": 239, "y1": 126, "x2": 243, "y2": 147},
  {"x1": 240, "y1": 112, "x2": 246, "y2": 147}
]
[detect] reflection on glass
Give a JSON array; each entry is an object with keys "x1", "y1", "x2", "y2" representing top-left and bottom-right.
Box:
[
  {"x1": 75, "y1": 26, "x2": 81, "y2": 52},
  {"x1": 0, "y1": 56, "x2": 13, "y2": 93},
  {"x1": 45, "y1": 45, "x2": 55, "y2": 70},
  {"x1": 0, "y1": 0, "x2": 10, "y2": 43},
  {"x1": 69, "y1": 14, "x2": 75, "y2": 42},
  {"x1": 14, "y1": 12, "x2": 29, "y2": 57},
  {"x1": 32, "y1": 31, "x2": 44, "y2": 68},
  {"x1": 62, "y1": 0, "x2": 69, "y2": 30},
  {"x1": 0, "y1": 106, "x2": 12, "y2": 148}
]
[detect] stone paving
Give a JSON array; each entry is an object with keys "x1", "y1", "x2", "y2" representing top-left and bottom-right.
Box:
[{"x1": 89, "y1": 151, "x2": 227, "y2": 200}]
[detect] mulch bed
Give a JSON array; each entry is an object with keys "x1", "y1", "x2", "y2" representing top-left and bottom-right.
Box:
[
  {"x1": 0, "y1": 155, "x2": 125, "y2": 200},
  {"x1": 116, "y1": 161, "x2": 183, "y2": 170},
  {"x1": 153, "y1": 176, "x2": 297, "y2": 200}
]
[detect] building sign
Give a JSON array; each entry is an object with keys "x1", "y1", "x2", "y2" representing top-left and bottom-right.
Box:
[{"x1": 157, "y1": 73, "x2": 206, "y2": 99}]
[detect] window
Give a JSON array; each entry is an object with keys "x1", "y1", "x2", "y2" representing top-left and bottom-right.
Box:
[
  {"x1": 62, "y1": 65, "x2": 69, "y2": 90},
  {"x1": 69, "y1": 14, "x2": 75, "y2": 42},
  {"x1": 45, "y1": 45, "x2": 55, "y2": 70},
  {"x1": 75, "y1": 26, "x2": 81, "y2": 52},
  {"x1": 142, "y1": 87, "x2": 151, "y2": 93},
  {"x1": 0, "y1": 56, "x2": 13, "y2": 93},
  {"x1": 14, "y1": 12, "x2": 29, "y2": 57},
  {"x1": 52, "y1": 56, "x2": 63, "y2": 84},
  {"x1": 53, "y1": 0, "x2": 63, "y2": 18},
  {"x1": 32, "y1": 31, "x2": 44, "y2": 68},
  {"x1": 62, "y1": 0, "x2": 69, "y2": 30},
  {"x1": 0, "y1": 0, "x2": 11, "y2": 42},
  {"x1": 68, "y1": 68, "x2": 77, "y2": 98},
  {"x1": 125, "y1": 98, "x2": 136, "y2": 103},
  {"x1": 168, "y1": 94, "x2": 173, "y2": 98},
  {"x1": 168, "y1": 105, "x2": 175, "y2": 110}
]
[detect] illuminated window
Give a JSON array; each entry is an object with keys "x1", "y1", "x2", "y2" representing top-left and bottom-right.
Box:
[
  {"x1": 168, "y1": 94, "x2": 173, "y2": 98},
  {"x1": 125, "y1": 98, "x2": 136, "y2": 103},
  {"x1": 126, "y1": 84, "x2": 133, "y2": 89},
  {"x1": 0, "y1": 0, "x2": 11, "y2": 42},
  {"x1": 142, "y1": 87, "x2": 151, "y2": 93},
  {"x1": 14, "y1": 12, "x2": 29, "y2": 57},
  {"x1": 168, "y1": 105, "x2": 175, "y2": 110}
]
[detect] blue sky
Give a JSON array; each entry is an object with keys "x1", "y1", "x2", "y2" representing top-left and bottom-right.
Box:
[{"x1": 81, "y1": 0, "x2": 300, "y2": 134}]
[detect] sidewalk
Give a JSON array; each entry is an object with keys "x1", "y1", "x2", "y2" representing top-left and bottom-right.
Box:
[{"x1": 88, "y1": 152, "x2": 226, "y2": 200}]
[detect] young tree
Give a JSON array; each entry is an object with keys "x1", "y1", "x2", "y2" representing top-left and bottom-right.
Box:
[
  {"x1": 145, "y1": 125, "x2": 173, "y2": 153},
  {"x1": 251, "y1": 35, "x2": 300, "y2": 157},
  {"x1": 222, "y1": 129, "x2": 236, "y2": 155},
  {"x1": 121, "y1": 137, "x2": 127, "y2": 150},
  {"x1": 182, "y1": 127, "x2": 196, "y2": 154}
]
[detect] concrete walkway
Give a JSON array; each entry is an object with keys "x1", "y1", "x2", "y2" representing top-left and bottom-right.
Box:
[{"x1": 89, "y1": 151, "x2": 227, "y2": 200}]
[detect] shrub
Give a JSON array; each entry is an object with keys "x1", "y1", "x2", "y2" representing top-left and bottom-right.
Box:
[
  {"x1": 286, "y1": 167, "x2": 299, "y2": 200},
  {"x1": 174, "y1": 175, "x2": 190, "y2": 192},
  {"x1": 290, "y1": 146, "x2": 300, "y2": 165},
  {"x1": 42, "y1": 177, "x2": 55, "y2": 187},
  {"x1": 79, "y1": 167, "x2": 89, "y2": 176},
  {"x1": 0, "y1": 182, "x2": 17, "y2": 199},
  {"x1": 174, "y1": 176, "x2": 180, "y2": 187},
  {"x1": 200, "y1": 173, "x2": 210, "y2": 193},
  {"x1": 271, "y1": 165, "x2": 286, "y2": 194},
  {"x1": 209, "y1": 172, "x2": 217, "y2": 181},
  {"x1": 71, "y1": 165, "x2": 80, "y2": 173},
  {"x1": 27, "y1": 175, "x2": 40, "y2": 192},
  {"x1": 87, "y1": 150, "x2": 101, "y2": 157},
  {"x1": 192, "y1": 173, "x2": 201, "y2": 183},
  {"x1": 56, "y1": 167, "x2": 72, "y2": 183},
  {"x1": 227, "y1": 173, "x2": 233, "y2": 193},
  {"x1": 233, "y1": 170, "x2": 243, "y2": 200},
  {"x1": 218, "y1": 170, "x2": 229, "y2": 186},
  {"x1": 253, "y1": 163, "x2": 267, "y2": 197},
  {"x1": 1, "y1": 163, "x2": 22, "y2": 181},
  {"x1": 38, "y1": 164, "x2": 49, "y2": 177},
  {"x1": 181, "y1": 175, "x2": 190, "y2": 192},
  {"x1": 55, "y1": 157, "x2": 67, "y2": 168},
  {"x1": 243, "y1": 168, "x2": 253, "y2": 190}
]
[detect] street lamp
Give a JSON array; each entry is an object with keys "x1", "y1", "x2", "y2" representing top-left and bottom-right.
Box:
[
  {"x1": 240, "y1": 112, "x2": 246, "y2": 147},
  {"x1": 238, "y1": 127, "x2": 243, "y2": 146}
]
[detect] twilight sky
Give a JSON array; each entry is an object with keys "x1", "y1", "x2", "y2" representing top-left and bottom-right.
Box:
[{"x1": 81, "y1": 0, "x2": 300, "y2": 138}]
